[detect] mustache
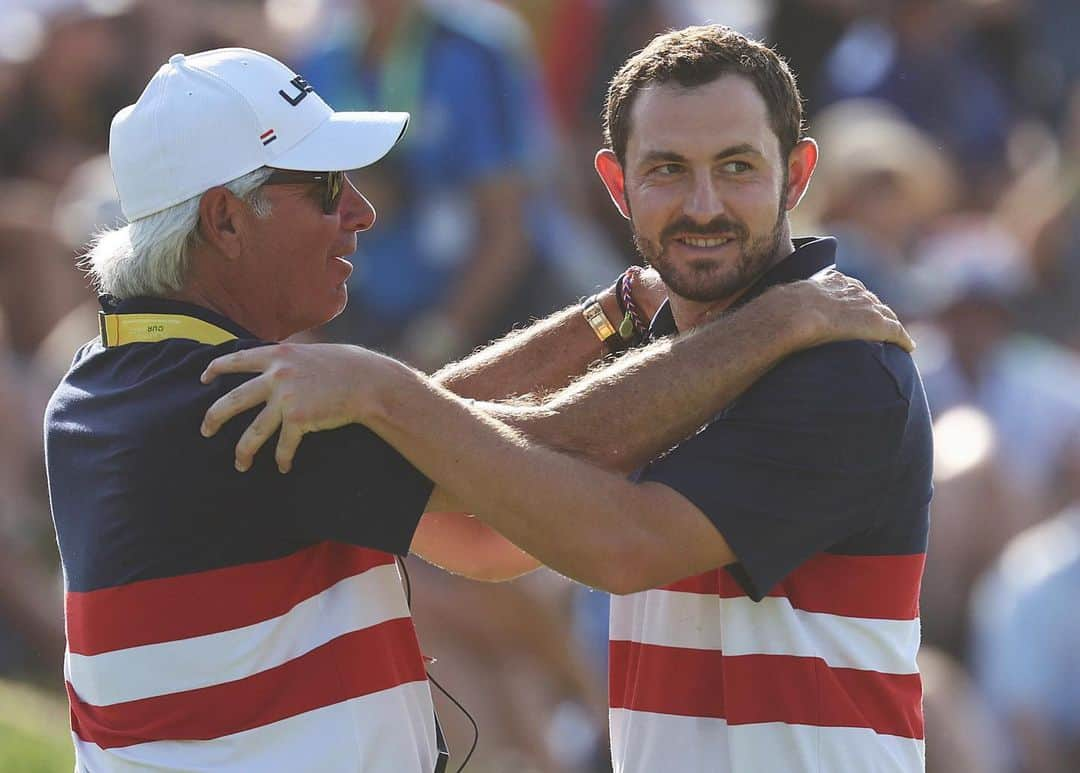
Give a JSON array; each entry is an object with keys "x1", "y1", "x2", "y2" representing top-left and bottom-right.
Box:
[{"x1": 660, "y1": 217, "x2": 746, "y2": 243}]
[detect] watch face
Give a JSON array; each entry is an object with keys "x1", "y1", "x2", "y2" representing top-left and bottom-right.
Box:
[{"x1": 584, "y1": 301, "x2": 616, "y2": 341}]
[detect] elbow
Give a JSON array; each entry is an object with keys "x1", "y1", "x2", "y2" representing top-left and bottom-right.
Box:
[
  {"x1": 603, "y1": 571, "x2": 658, "y2": 597},
  {"x1": 466, "y1": 560, "x2": 539, "y2": 583},
  {"x1": 591, "y1": 546, "x2": 664, "y2": 596}
]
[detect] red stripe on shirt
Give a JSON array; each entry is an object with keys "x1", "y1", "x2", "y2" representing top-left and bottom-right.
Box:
[
  {"x1": 664, "y1": 553, "x2": 924, "y2": 620},
  {"x1": 69, "y1": 616, "x2": 426, "y2": 749},
  {"x1": 66, "y1": 542, "x2": 395, "y2": 655},
  {"x1": 610, "y1": 641, "x2": 923, "y2": 740}
]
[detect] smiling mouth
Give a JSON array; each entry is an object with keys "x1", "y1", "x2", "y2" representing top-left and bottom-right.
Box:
[{"x1": 674, "y1": 236, "x2": 734, "y2": 248}]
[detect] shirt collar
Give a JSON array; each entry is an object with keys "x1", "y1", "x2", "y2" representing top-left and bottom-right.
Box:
[
  {"x1": 98, "y1": 295, "x2": 258, "y2": 341},
  {"x1": 649, "y1": 236, "x2": 837, "y2": 337}
]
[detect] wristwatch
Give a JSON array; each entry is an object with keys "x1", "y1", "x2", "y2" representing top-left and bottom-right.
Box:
[
  {"x1": 581, "y1": 294, "x2": 638, "y2": 353},
  {"x1": 582, "y1": 295, "x2": 618, "y2": 342}
]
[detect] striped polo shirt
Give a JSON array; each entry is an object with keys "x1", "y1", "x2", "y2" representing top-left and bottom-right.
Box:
[
  {"x1": 45, "y1": 297, "x2": 435, "y2": 771},
  {"x1": 610, "y1": 238, "x2": 932, "y2": 772}
]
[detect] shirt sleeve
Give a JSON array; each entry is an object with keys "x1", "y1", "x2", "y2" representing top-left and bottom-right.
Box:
[
  {"x1": 281, "y1": 425, "x2": 434, "y2": 556},
  {"x1": 639, "y1": 341, "x2": 910, "y2": 600},
  {"x1": 200, "y1": 341, "x2": 432, "y2": 557}
]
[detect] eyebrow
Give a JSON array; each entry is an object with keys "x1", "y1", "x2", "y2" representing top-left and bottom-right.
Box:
[{"x1": 637, "y1": 143, "x2": 762, "y2": 166}]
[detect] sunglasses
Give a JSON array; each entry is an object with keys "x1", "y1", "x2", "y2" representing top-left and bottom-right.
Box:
[{"x1": 264, "y1": 169, "x2": 346, "y2": 214}]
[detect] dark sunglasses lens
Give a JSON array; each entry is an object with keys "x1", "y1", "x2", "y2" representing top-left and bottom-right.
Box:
[{"x1": 325, "y1": 172, "x2": 345, "y2": 213}]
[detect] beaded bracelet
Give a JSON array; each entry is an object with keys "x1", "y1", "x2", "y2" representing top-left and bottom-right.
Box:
[{"x1": 617, "y1": 265, "x2": 650, "y2": 340}]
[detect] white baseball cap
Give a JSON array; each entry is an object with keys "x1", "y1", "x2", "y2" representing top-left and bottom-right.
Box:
[{"x1": 109, "y1": 47, "x2": 409, "y2": 221}]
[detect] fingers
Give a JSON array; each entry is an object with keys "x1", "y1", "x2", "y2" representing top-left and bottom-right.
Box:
[
  {"x1": 202, "y1": 376, "x2": 271, "y2": 438},
  {"x1": 891, "y1": 320, "x2": 916, "y2": 353},
  {"x1": 275, "y1": 424, "x2": 304, "y2": 474},
  {"x1": 234, "y1": 405, "x2": 282, "y2": 472},
  {"x1": 201, "y1": 347, "x2": 275, "y2": 384}
]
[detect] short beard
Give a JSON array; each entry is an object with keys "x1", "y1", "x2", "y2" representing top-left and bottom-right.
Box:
[
  {"x1": 630, "y1": 166, "x2": 790, "y2": 302},
  {"x1": 628, "y1": 175, "x2": 789, "y2": 303}
]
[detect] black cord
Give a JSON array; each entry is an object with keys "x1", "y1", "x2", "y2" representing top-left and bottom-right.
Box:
[
  {"x1": 397, "y1": 557, "x2": 479, "y2": 773},
  {"x1": 429, "y1": 670, "x2": 479, "y2": 773}
]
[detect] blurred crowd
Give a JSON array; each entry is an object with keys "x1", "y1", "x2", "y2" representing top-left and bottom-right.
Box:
[{"x1": 0, "y1": 0, "x2": 1077, "y2": 771}]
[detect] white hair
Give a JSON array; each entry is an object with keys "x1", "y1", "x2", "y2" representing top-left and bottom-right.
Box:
[{"x1": 83, "y1": 167, "x2": 274, "y2": 298}]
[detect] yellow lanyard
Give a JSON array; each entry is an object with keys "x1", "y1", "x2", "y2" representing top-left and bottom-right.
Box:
[{"x1": 98, "y1": 312, "x2": 238, "y2": 347}]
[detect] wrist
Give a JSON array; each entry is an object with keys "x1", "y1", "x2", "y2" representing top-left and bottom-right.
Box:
[
  {"x1": 596, "y1": 286, "x2": 623, "y2": 334},
  {"x1": 349, "y1": 349, "x2": 411, "y2": 426},
  {"x1": 757, "y1": 284, "x2": 822, "y2": 353}
]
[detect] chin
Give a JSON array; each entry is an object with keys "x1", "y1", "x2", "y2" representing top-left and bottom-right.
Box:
[{"x1": 659, "y1": 265, "x2": 752, "y2": 303}]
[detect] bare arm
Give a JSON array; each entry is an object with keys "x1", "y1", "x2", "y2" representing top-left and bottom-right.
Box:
[
  {"x1": 431, "y1": 264, "x2": 665, "y2": 399},
  {"x1": 410, "y1": 268, "x2": 664, "y2": 578},
  {"x1": 201, "y1": 273, "x2": 911, "y2": 590},
  {"x1": 483, "y1": 271, "x2": 907, "y2": 473}
]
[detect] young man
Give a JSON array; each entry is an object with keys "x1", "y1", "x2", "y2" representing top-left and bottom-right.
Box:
[
  {"x1": 46, "y1": 41, "x2": 904, "y2": 773},
  {"x1": 204, "y1": 26, "x2": 931, "y2": 772}
]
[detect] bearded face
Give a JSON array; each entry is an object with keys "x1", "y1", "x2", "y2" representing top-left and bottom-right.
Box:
[
  {"x1": 630, "y1": 189, "x2": 786, "y2": 303},
  {"x1": 605, "y1": 76, "x2": 802, "y2": 311}
]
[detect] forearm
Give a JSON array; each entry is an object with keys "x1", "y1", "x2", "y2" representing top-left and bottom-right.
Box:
[
  {"x1": 494, "y1": 287, "x2": 805, "y2": 473},
  {"x1": 365, "y1": 359, "x2": 654, "y2": 590},
  {"x1": 416, "y1": 287, "x2": 622, "y2": 581},
  {"x1": 434, "y1": 289, "x2": 621, "y2": 400}
]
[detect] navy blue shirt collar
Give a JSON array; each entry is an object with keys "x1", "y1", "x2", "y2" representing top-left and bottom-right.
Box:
[
  {"x1": 99, "y1": 295, "x2": 258, "y2": 341},
  {"x1": 649, "y1": 236, "x2": 837, "y2": 337}
]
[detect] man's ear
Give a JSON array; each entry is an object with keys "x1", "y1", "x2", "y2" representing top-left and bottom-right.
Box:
[
  {"x1": 783, "y1": 137, "x2": 819, "y2": 212},
  {"x1": 595, "y1": 149, "x2": 631, "y2": 220},
  {"x1": 197, "y1": 187, "x2": 245, "y2": 259}
]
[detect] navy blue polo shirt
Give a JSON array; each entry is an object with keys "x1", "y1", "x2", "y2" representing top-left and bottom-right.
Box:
[
  {"x1": 45, "y1": 297, "x2": 433, "y2": 595},
  {"x1": 639, "y1": 237, "x2": 933, "y2": 600}
]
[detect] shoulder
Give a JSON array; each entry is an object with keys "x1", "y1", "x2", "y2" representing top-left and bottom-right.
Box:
[
  {"x1": 50, "y1": 337, "x2": 272, "y2": 426},
  {"x1": 730, "y1": 340, "x2": 916, "y2": 420}
]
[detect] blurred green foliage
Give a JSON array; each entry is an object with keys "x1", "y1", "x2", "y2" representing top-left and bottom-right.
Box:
[{"x1": 0, "y1": 679, "x2": 73, "y2": 773}]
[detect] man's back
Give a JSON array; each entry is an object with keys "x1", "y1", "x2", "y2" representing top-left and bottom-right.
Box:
[{"x1": 46, "y1": 298, "x2": 435, "y2": 771}]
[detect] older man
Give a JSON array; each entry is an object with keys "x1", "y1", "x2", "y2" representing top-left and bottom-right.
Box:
[
  {"x1": 203, "y1": 27, "x2": 931, "y2": 773},
  {"x1": 47, "y1": 45, "x2": 908, "y2": 773}
]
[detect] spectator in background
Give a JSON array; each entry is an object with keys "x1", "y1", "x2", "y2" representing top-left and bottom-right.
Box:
[
  {"x1": 972, "y1": 493, "x2": 1080, "y2": 773},
  {"x1": 919, "y1": 646, "x2": 1007, "y2": 773},
  {"x1": 919, "y1": 403, "x2": 1025, "y2": 656},
  {"x1": 0, "y1": 3, "x2": 138, "y2": 184},
  {"x1": 914, "y1": 218, "x2": 1080, "y2": 509},
  {"x1": 912, "y1": 219, "x2": 1080, "y2": 656},
  {"x1": 817, "y1": 0, "x2": 1010, "y2": 195},
  {"x1": 0, "y1": 181, "x2": 89, "y2": 361},
  {"x1": 793, "y1": 99, "x2": 957, "y2": 318},
  {"x1": 0, "y1": 325, "x2": 65, "y2": 680},
  {"x1": 298, "y1": 0, "x2": 564, "y2": 369}
]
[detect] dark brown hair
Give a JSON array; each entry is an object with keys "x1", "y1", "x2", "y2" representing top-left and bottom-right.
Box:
[{"x1": 603, "y1": 25, "x2": 804, "y2": 165}]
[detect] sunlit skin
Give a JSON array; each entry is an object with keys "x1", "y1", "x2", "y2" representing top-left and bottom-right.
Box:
[
  {"x1": 243, "y1": 179, "x2": 375, "y2": 336},
  {"x1": 595, "y1": 74, "x2": 819, "y2": 331},
  {"x1": 178, "y1": 176, "x2": 376, "y2": 341}
]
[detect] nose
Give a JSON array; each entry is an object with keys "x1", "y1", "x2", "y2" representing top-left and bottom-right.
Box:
[
  {"x1": 683, "y1": 171, "x2": 725, "y2": 222},
  {"x1": 339, "y1": 177, "x2": 376, "y2": 232}
]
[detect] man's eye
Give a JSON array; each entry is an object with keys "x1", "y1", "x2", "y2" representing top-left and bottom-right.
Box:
[
  {"x1": 721, "y1": 160, "x2": 752, "y2": 173},
  {"x1": 654, "y1": 163, "x2": 682, "y2": 175}
]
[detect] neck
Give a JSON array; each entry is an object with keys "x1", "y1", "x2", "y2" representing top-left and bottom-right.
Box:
[
  {"x1": 168, "y1": 276, "x2": 283, "y2": 342},
  {"x1": 668, "y1": 235, "x2": 796, "y2": 331}
]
